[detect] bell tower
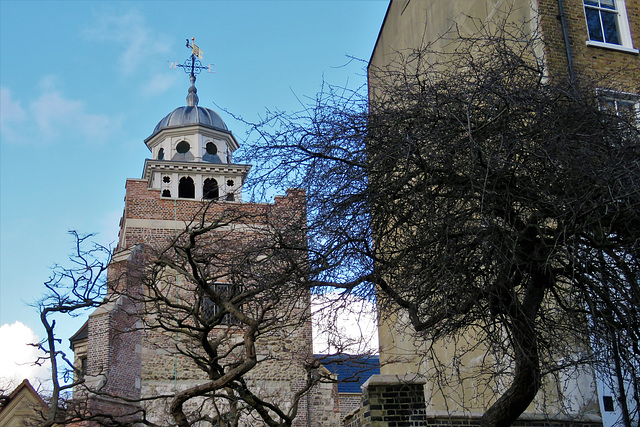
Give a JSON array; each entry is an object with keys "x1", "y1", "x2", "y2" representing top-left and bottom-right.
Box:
[
  {"x1": 142, "y1": 40, "x2": 250, "y2": 202},
  {"x1": 71, "y1": 39, "x2": 342, "y2": 427}
]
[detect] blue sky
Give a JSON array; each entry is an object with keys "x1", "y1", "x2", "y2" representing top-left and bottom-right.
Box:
[{"x1": 0, "y1": 0, "x2": 387, "y2": 384}]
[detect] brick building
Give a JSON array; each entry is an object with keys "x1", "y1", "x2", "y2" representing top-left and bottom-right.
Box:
[
  {"x1": 70, "y1": 68, "x2": 341, "y2": 425},
  {"x1": 357, "y1": 0, "x2": 639, "y2": 426}
]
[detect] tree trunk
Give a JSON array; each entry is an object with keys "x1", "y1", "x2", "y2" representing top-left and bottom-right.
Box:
[
  {"x1": 481, "y1": 271, "x2": 546, "y2": 426},
  {"x1": 480, "y1": 318, "x2": 542, "y2": 426}
]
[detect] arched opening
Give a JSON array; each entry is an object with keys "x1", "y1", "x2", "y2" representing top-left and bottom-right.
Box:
[
  {"x1": 157, "y1": 148, "x2": 164, "y2": 160},
  {"x1": 203, "y1": 178, "x2": 219, "y2": 200},
  {"x1": 178, "y1": 177, "x2": 195, "y2": 199},
  {"x1": 162, "y1": 189, "x2": 171, "y2": 197}
]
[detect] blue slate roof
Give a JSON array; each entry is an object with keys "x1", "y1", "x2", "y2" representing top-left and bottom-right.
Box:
[{"x1": 316, "y1": 354, "x2": 380, "y2": 393}]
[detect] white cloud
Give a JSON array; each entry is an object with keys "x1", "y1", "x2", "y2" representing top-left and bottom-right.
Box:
[
  {"x1": 0, "y1": 87, "x2": 27, "y2": 143},
  {"x1": 0, "y1": 87, "x2": 26, "y2": 123},
  {"x1": 0, "y1": 82, "x2": 118, "y2": 145},
  {"x1": 0, "y1": 322, "x2": 50, "y2": 388},
  {"x1": 83, "y1": 10, "x2": 170, "y2": 77},
  {"x1": 312, "y1": 293, "x2": 379, "y2": 355}
]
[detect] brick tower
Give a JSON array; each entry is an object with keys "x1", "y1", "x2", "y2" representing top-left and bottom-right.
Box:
[{"x1": 71, "y1": 57, "x2": 340, "y2": 425}]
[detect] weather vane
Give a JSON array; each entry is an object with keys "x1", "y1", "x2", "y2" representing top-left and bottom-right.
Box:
[{"x1": 167, "y1": 38, "x2": 215, "y2": 75}]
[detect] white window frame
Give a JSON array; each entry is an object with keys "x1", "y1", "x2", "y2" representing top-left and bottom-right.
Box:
[
  {"x1": 583, "y1": 0, "x2": 639, "y2": 53},
  {"x1": 597, "y1": 89, "x2": 640, "y2": 125}
]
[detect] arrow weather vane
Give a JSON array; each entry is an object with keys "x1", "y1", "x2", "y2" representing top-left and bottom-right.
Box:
[
  {"x1": 167, "y1": 38, "x2": 215, "y2": 107},
  {"x1": 167, "y1": 37, "x2": 215, "y2": 76}
]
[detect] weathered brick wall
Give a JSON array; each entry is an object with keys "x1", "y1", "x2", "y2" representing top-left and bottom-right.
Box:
[
  {"x1": 86, "y1": 295, "x2": 141, "y2": 400},
  {"x1": 365, "y1": 383, "x2": 427, "y2": 427},
  {"x1": 87, "y1": 311, "x2": 111, "y2": 379},
  {"x1": 85, "y1": 178, "x2": 321, "y2": 426},
  {"x1": 136, "y1": 308, "x2": 318, "y2": 425},
  {"x1": 422, "y1": 420, "x2": 602, "y2": 427},
  {"x1": 344, "y1": 406, "x2": 367, "y2": 427},
  {"x1": 305, "y1": 376, "x2": 341, "y2": 426},
  {"x1": 340, "y1": 393, "x2": 364, "y2": 424}
]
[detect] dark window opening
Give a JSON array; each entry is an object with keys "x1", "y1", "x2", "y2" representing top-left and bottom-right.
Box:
[
  {"x1": 603, "y1": 396, "x2": 615, "y2": 412},
  {"x1": 203, "y1": 178, "x2": 219, "y2": 200},
  {"x1": 201, "y1": 284, "x2": 239, "y2": 325},
  {"x1": 163, "y1": 176, "x2": 171, "y2": 183},
  {"x1": 203, "y1": 142, "x2": 222, "y2": 163},
  {"x1": 78, "y1": 356, "x2": 87, "y2": 380},
  {"x1": 226, "y1": 193, "x2": 235, "y2": 201},
  {"x1": 158, "y1": 148, "x2": 164, "y2": 160},
  {"x1": 178, "y1": 177, "x2": 195, "y2": 199},
  {"x1": 227, "y1": 179, "x2": 234, "y2": 187},
  {"x1": 598, "y1": 90, "x2": 640, "y2": 127},
  {"x1": 176, "y1": 140, "x2": 190, "y2": 154},
  {"x1": 162, "y1": 189, "x2": 171, "y2": 197}
]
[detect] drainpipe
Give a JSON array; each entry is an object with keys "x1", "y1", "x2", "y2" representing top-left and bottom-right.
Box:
[{"x1": 558, "y1": 0, "x2": 576, "y2": 86}]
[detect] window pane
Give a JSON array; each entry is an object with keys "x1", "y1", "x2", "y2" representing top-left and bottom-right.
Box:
[
  {"x1": 585, "y1": 8, "x2": 605, "y2": 42},
  {"x1": 603, "y1": 395, "x2": 614, "y2": 412},
  {"x1": 617, "y1": 100, "x2": 638, "y2": 120},
  {"x1": 584, "y1": 0, "x2": 599, "y2": 5},
  {"x1": 601, "y1": 99, "x2": 617, "y2": 113},
  {"x1": 600, "y1": 0, "x2": 616, "y2": 9},
  {"x1": 601, "y1": 11, "x2": 620, "y2": 44}
]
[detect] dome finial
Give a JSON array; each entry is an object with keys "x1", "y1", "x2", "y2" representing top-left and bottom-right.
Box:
[{"x1": 187, "y1": 74, "x2": 199, "y2": 106}]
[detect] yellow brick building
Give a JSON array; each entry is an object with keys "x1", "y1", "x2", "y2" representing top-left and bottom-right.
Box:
[{"x1": 361, "y1": 1, "x2": 639, "y2": 426}]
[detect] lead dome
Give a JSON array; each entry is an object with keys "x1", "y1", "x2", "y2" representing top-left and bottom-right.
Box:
[
  {"x1": 152, "y1": 105, "x2": 227, "y2": 136},
  {"x1": 150, "y1": 73, "x2": 227, "y2": 137}
]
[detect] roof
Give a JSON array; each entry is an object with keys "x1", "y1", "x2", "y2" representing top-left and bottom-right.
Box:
[
  {"x1": 0, "y1": 379, "x2": 47, "y2": 413},
  {"x1": 316, "y1": 354, "x2": 380, "y2": 393},
  {"x1": 69, "y1": 320, "x2": 88, "y2": 350},
  {"x1": 151, "y1": 105, "x2": 228, "y2": 137}
]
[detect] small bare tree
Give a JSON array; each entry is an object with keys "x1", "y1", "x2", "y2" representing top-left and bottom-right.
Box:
[{"x1": 33, "y1": 231, "x2": 112, "y2": 427}]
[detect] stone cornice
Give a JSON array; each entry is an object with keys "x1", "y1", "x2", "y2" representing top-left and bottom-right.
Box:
[{"x1": 142, "y1": 159, "x2": 251, "y2": 180}]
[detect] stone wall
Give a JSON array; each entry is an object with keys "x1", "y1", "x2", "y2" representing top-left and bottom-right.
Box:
[{"x1": 340, "y1": 393, "x2": 364, "y2": 424}]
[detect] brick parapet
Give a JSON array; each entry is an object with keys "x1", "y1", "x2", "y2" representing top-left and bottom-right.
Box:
[
  {"x1": 345, "y1": 375, "x2": 603, "y2": 427},
  {"x1": 118, "y1": 179, "x2": 307, "y2": 252}
]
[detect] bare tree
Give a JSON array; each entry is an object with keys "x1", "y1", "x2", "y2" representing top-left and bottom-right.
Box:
[
  {"x1": 33, "y1": 231, "x2": 112, "y2": 427},
  {"x1": 238, "y1": 22, "x2": 640, "y2": 426},
  {"x1": 35, "y1": 197, "x2": 339, "y2": 426}
]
